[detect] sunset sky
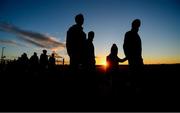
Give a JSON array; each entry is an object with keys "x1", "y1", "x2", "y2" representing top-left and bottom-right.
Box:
[{"x1": 0, "y1": 0, "x2": 179, "y2": 65}]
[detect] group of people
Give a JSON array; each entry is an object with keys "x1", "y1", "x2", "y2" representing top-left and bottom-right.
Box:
[
  {"x1": 66, "y1": 14, "x2": 144, "y2": 74},
  {"x1": 66, "y1": 14, "x2": 96, "y2": 72},
  {"x1": 17, "y1": 50, "x2": 56, "y2": 72}
]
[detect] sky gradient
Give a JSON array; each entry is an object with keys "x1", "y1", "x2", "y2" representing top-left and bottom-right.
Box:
[{"x1": 0, "y1": 0, "x2": 180, "y2": 65}]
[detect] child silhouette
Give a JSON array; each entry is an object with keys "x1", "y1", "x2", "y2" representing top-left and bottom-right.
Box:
[{"x1": 106, "y1": 43, "x2": 127, "y2": 73}]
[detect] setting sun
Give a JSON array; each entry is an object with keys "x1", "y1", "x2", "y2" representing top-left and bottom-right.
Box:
[
  {"x1": 103, "y1": 61, "x2": 108, "y2": 67},
  {"x1": 96, "y1": 56, "x2": 107, "y2": 66},
  {"x1": 0, "y1": 0, "x2": 179, "y2": 66}
]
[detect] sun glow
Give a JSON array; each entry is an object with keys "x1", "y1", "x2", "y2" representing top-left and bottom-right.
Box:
[
  {"x1": 103, "y1": 61, "x2": 108, "y2": 67},
  {"x1": 96, "y1": 56, "x2": 106, "y2": 65}
]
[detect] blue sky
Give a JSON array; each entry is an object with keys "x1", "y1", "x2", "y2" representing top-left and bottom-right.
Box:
[{"x1": 0, "y1": 0, "x2": 180, "y2": 64}]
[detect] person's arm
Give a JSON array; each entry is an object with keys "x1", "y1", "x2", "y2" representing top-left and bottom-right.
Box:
[
  {"x1": 122, "y1": 57, "x2": 127, "y2": 62},
  {"x1": 123, "y1": 32, "x2": 129, "y2": 58},
  {"x1": 118, "y1": 57, "x2": 127, "y2": 63}
]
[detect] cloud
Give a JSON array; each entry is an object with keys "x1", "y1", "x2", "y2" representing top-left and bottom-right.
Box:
[
  {"x1": 0, "y1": 22, "x2": 65, "y2": 50},
  {"x1": 0, "y1": 39, "x2": 26, "y2": 47},
  {"x1": 48, "y1": 52, "x2": 64, "y2": 58}
]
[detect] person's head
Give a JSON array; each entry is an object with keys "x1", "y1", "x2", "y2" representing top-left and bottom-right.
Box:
[
  {"x1": 88, "y1": 31, "x2": 94, "y2": 42},
  {"x1": 22, "y1": 53, "x2": 27, "y2": 57},
  {"x1": 111, "y1": 44, "x2": 118, "y2": 56},
  {"x1": 34, "y1": 52, "x2": 37, "y2": 56},
  {"x1": 52, "y1": 53, "x2": 55, "y2": 57},
  {"x1": 131, "y1": 19, "x2": 141, "y2": 32},
  {"x1": 43, "y1": 49, "x2": 47, "y2": 54},
  {"x1": 75, "y1": 14, "x2": 84, "y2": 26}
]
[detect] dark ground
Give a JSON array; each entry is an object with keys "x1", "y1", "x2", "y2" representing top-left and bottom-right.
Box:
[{"x1": 0, "y1": 64, "x2": 180, "y2": 111}]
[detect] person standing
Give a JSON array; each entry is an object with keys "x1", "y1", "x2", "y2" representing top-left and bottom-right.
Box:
[
  {"x1": 107, "y1": 44, "x2": 126, "y2": 73},
  {"x1": 86, "y1": 31, "x2": 96, "y2": 71},
  {"x1": 66, "y1": 14, "x2": 87, "y2": 71},
  {"x1": 48, "y1": 53, "x2": 56, "y2": 71},
  {"x1": 40, "y1": 49, "x2": 48, "y2": 71},
  {"x1": 29, "y1": 52, "x2": 39, "y2": 73},
  {"x1": 123, "y1": 19, "x2": 144, "y2": 93},
  {"x1": 123, "y1": 19, "x2": 144, "y2": 73}
]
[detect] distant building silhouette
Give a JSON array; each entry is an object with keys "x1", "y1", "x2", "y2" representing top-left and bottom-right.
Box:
[{"x1": 66, "y1": 14, "x2": 87, "y2": 71}]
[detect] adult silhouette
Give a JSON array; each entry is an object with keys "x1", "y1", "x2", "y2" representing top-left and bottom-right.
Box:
[
  {"x1": 86, "y1": 31, "x2": 96, "y2": 71},
  {"x1": 48, "y1": 53, "x2": 56, "y2": 71},
  {"x1": 40, "y1": 49, "x2": 48, "y2": 70},
  {"x1": 18, "y1": 53, "x2": 29, "y2": 72},
  {"x1": 123, "y1": 19, "x2": 144, "y2": 73},
  {"x1": 29, "y1": 52, "x2": 39, "y2": 72},
  {"x1": 66, "y1": 14, "x2": 86, "y2": 71},
  {"x1": 106, "y1": 44, "x2": 126, "y2": 73},
  {"x1": 123, "y1": 19, "x2": 144, "y2": 93}
]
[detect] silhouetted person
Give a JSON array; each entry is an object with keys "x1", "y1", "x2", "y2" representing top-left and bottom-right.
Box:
[
  {"x1": 106, "y1": 44, "x2": 127, "y2": 97},
  {"x1": 86, "y1": 31, "x2": 96, "y2": 71},
  {"x1": 40, "y1": 49, "x2": 48, "y2": 71},
  {"x1": 30, "y1": 52, "x2": 39, "y2": 72},
  {"x1": 123, "y1": 19, "x2": 144, "y2": 93},
  {"x1": 106, "y1": 44, "x2": 127, "y2": 73},
  {"x1": 48, "y1": 53, "x2": 56, "y2": 71},
  {"x1": 66, "y1": 14, "x2": 87, "y2": 71},
  {"x1": 123, "y1": 19, "x2": 144, "y2": 73},
  {"x1": 104, "y1": 44, "x2": 126, "y2": 96},
  {"x1": 18, "y1": 53, "x2": 29, "y2": 72}
]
